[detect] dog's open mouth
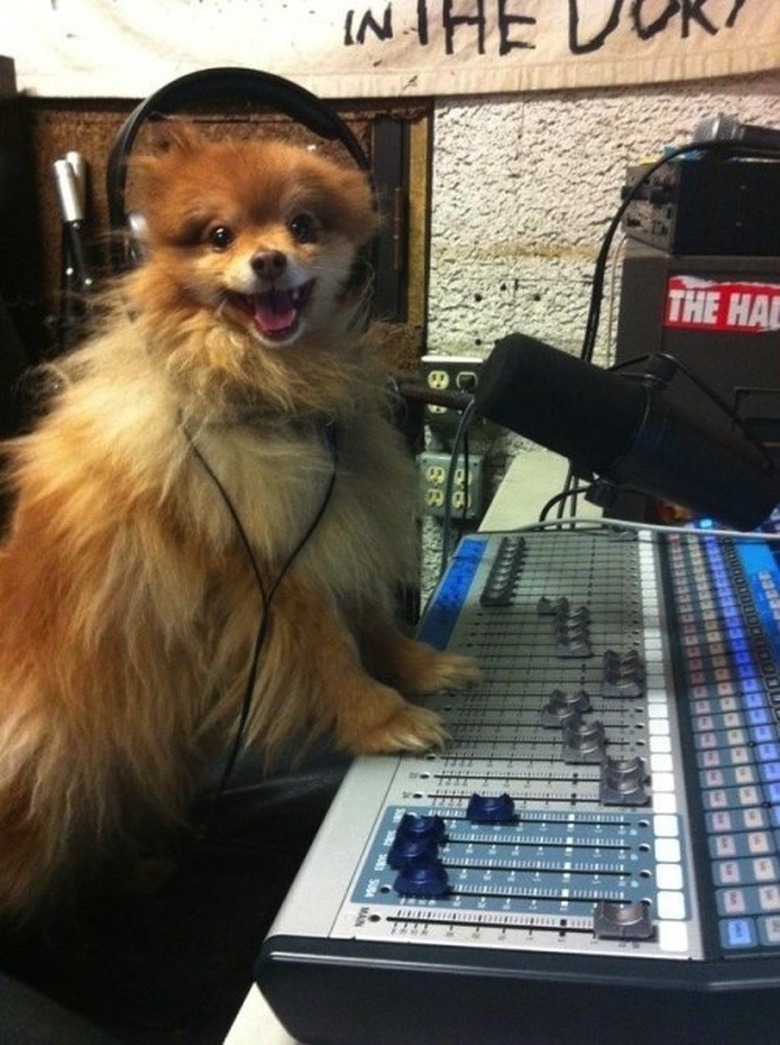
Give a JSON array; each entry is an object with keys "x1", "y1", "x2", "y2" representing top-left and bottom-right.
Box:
[{"x1": 227, "y1": 282, "x2": 314, "y2": 341}]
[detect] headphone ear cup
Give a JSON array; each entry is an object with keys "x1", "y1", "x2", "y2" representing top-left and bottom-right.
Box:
[
  {"x1": 342, "y1": 249, "x2": 375, "y2": 332},
  {"x1": 125, "y1": 212, "x2": 148, "y2": 268}
]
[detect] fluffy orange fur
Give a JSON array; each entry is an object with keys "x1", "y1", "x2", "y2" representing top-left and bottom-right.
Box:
[{"x1": 0, "y1": 124, "x2": 478, "y2": 918}]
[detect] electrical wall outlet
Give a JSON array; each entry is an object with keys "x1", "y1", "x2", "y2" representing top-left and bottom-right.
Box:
[
  {"x1": 422, "y1": 354, "x2": 483, "y2": 429},
  {"x1": 418, "y1": 450, "x2": 485, "y2": 521}
]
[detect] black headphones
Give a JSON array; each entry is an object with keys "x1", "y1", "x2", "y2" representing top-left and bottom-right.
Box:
[{"x1": 106, "y1": 66, "x2": 377, "y2": 311}]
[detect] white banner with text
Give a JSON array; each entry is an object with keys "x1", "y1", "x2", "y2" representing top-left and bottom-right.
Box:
[{"x1": 3, "y1": 0, "x2": 779, "y2": 99}]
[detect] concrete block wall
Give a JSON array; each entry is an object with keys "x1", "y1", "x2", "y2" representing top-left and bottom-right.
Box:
[
  {"x1": 419, "y1": 72, "x2": 780, "y2": 597},
  {"x1": 427, "y1": 72, "x2": 780, "y2": 361}
]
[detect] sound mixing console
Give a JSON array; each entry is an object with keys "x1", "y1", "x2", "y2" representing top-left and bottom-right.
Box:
[{"x1": 257, "y1": 523, "x2": 780, "y2": 1044}]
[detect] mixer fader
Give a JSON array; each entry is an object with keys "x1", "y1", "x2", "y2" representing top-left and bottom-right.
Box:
[{"x1": 257, "y1": 524, "x2": 780, "y2": 1044}]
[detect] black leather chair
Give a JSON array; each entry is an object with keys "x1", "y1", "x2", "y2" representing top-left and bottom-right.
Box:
[{"x1": 0, "y1": 746, "x2": 347, "y2": 1042}]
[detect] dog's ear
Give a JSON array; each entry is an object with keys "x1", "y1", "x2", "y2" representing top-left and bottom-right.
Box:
[
  {"x1": 130, "y1": 120, "x2": 205, "y2": 179},
  {"x1": 148, "y1": 119, "x2": 205, "y2": 157},
  {"x1": 132, "y1": 120, "x2": 202, "y2": 175},
  {"x1": 128, "y1": 120, "x2": 206, "y2": 219}
]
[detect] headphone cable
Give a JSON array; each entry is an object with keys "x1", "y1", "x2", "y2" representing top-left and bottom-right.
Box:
[{"x1": 183, "y1": 421, "x2": 338, "y2": 840}]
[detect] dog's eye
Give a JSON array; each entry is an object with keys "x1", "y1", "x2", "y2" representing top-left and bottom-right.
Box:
[
  {"x1": 208, "y1": 226, "x2": 234, "y2": 251},
  {"x1": 288, "y1": 213, "x2": 317, "y2": 244}
]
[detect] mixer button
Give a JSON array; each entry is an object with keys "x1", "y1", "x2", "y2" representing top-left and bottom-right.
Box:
[
  {"x1": 720, "y1": 888, "x2": 747, "y2": 914},
  {"x1": 707, "y1": 810, "x2": 733, "y2": 832},
  {"x1": 759, "y1": 915, "x2": 780, "y2": 945},
  {"x1": 466, "y1": 792, "x2": 516, "y2": 823},
  {"x1": 752, "y1": 856, "x2": 779, "y2": 881},
  {"x1": 720, "y1": 917, "x2": 757, "y2": 949},
  {"x1": 711, "y1": 834, "x2": 737, "y2": 858},
  {"x1": 714, "y1": 860, "x2": 741, "y2": 885},
  {"x1": 746, "y1": 831, "x2": 773, "y2": 855},
  {"x1": 753, "y1": 883, "x2": 780, "y2": 913},
  {"x1": 741, "y1": 807, "x2": 769, "y2": 829}
]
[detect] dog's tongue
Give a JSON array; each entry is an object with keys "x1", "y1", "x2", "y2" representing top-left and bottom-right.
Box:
[{"x1": 253, "y1": 289, "x2": 297, "y2": 333}]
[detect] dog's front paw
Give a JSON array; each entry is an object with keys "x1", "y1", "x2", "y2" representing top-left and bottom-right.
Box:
[
  {"x1": 396, "y1": 641, "x2": 482, "y2": 696},
  {"x1": 339, "y1": 684, "x2": 449, "y2": 755},
  {"x1": 415, "y1": 648, "x2": 482, "y2": 694}
]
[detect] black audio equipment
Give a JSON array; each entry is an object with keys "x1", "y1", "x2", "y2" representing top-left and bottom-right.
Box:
[
  {"x1": 614, "y1": 242, "x2": 780, "y2": 515},
  {"x1": 621, "y1": 158, "x2": 780, "y2": 257},
  {"x1": 472, "y1": 333, "x2": 779, "y2": 532},
  {"x1": 257, "y1": 522, "x2": 780, "y2": 1044}
]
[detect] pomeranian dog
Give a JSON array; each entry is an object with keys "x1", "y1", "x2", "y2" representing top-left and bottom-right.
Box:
[{"x1": 0, "y1": 123, "x2": 478, "y2": 918}]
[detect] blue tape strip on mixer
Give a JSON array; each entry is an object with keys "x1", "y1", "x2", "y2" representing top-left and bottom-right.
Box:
[{"x1": 417, "y1": 536, "x2": 487, "y2": 650}]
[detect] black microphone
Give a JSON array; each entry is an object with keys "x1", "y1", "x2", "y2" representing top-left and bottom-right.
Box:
[
  {"x1": 474, "y1": 334, "x2": 780, "y2": 531},
  {"x1": 693, "y1": 113, "x2": 780, "y2": 152}
]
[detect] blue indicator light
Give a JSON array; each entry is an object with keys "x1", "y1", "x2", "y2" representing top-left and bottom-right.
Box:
[
  {"x1": 756, "y1": 743, "x2": 780, "y2": 761},
  {"x1": 752, "y1": 725, "x2": 777, "y2": 744},
  {"x1": 759, "y1": 761, "x2": 780, "y2": 783},
  {"x1": 748, "y1": 708, "x2": 771, "y2": 727},
  {"x1": 721, "y1": 918, "x2": 757, "y2": 949}
]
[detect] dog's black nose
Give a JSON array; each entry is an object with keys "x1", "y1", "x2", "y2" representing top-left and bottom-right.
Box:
[{"x1": 251, "y1": 250, "x2": 287, "y2": 278}]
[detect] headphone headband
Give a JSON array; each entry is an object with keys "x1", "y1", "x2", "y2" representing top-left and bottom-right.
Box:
[{"x1": 106, "y1": 67, "x2": 373, "y2": 275}]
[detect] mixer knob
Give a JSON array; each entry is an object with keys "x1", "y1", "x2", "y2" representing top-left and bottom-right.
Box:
[
  {"x1": 562, "y1": 719, "x2": 606, "y2": 763},
  {"x1": 540, "y1": 689, "x2": 591, "y2": 728},
  {"x1": 555, "y1": 635, "x2": 593, "y2": 659},
  {"x1": 553, "y1": 621, "x2": 590, "y2": 643},
  {"x1": 537, "y1": 595, "x2": 569, "y2": 616},
  {"x1": 602, "y1": 649, "x2": 645, "y2": 698},
  {"x1": 593, "y1": 899, "x2": 654, "y2": 940},
  {"x1": 387, "y1": 834, "x2": 440, "y2": 870},
  {"x1": 480, "y1": 535, "x2": 526, "y2": 606},
  {"x1": 600, "y1": 756, "x2": 650, "y2": 805},
  {"x1": 553, "y1": 613, "x2": 593, "y2": 658},
  {"x1": 388, "y1": 814, "x2": 447, "y2": 868},
  {"x1": 466, "y1": 792, "x2": 516, "y2": 823},
  {"x1": 393, "y1": 856, "x2": 450, "y2": 898},
  {"x1": 395, "y1": 813, "x2": 447, "y2": 844},
  {"x1": 569, "y1": 688, "x2": 592, "y2": 712}
]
